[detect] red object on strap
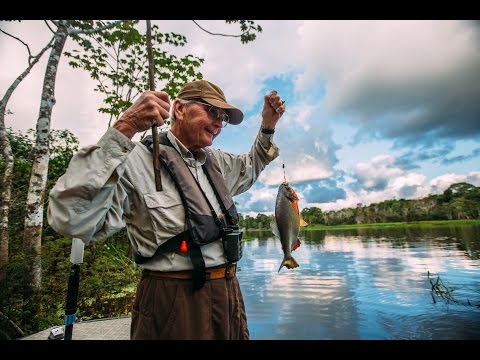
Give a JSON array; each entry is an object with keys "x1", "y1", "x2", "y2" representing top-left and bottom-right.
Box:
[{"x1": 180, "y1": 240, "x2": 188, "y2": 253}]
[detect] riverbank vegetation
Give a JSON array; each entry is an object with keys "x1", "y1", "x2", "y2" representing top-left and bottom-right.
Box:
[
  {"x1": 0, "y1": 129, "x2": 140, "y2": 339},
  {"x1": 301, "y1": 219, "x2": 480, "y2": 231},
  {"x1": 239, "y1": 183, "x2": 480, "y2": 230}
]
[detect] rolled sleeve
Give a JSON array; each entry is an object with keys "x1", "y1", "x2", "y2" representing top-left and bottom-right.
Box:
[
  {"x1": 211, "y1": 129, "x2": 279, "y2": 196},
  {"x1": 47, "y1": 127, "x2": 135, "y2": 243}
]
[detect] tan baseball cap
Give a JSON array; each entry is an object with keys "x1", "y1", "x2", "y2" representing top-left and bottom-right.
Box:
[{"x1": 177, "y1": 80, "x2": 244, "y2": 125}]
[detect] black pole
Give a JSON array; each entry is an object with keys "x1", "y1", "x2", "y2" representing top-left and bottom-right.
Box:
[
  {"x1": 64, "y1": 263, "x2": 81, "y2": 340},
  {"x1": 63, "y1": 238, "x2": 84, "y2": 340}
]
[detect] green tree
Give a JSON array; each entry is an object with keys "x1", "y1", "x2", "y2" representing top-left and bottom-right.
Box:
[
  {"x1": 65, "y1": 20, "x2": 262, "y2": 125},
  {"x1": 0, "y1": 127, "x2": 79, "y2": 339},
  {"x1": 301, "y1": 207, "x2": 324, "y2": 225}
]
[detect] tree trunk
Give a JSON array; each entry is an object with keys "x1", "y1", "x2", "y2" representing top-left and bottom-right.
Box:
[
  {"x1": 0, "y1": 37, "x2": 53, "y2": 282},
  {"x1": 23, "y1": 21, "x2": 69, "y2": 290},
  {"x1": 0, "y1": 112, "x2": 13, "y2": 282}
]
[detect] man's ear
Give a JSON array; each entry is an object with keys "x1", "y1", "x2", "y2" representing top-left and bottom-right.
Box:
[{"x1": 173, "y1": 100, "x2": 186, "y2": 121}]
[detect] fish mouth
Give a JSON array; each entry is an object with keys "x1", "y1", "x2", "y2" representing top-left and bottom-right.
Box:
[
  {"x1": 281, "y1": 181, "x2": 299, "y2": 201},
  {"x1": 289, "y1": 190, "x2": 299, "y2": 201}
]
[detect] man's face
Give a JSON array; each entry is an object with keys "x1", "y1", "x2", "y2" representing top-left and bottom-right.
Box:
[{"x1": 175, "y1": 101, "x2": 228, "y2": 151}]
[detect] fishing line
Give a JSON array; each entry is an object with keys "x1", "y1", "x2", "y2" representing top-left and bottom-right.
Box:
[{"x1": 279, "y1": 152, "x2": 288, "y2": 183}]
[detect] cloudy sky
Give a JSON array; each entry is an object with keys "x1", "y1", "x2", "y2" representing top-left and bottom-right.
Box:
[{"x1": 1, "y1": 20, "x2": 479, "y2": 215}]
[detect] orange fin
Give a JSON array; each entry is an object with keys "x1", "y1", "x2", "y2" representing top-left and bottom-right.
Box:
[
  {"x1": 291, "y1": 239, "x2": 301, "y2": 252},
  {"x1": 300, "y1": 217, "x2": 308, "y2": 227}
]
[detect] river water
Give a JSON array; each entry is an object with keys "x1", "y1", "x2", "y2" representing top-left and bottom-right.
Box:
[{"x1": 237, "y1": 225, "x2": 480, "y2": 340}]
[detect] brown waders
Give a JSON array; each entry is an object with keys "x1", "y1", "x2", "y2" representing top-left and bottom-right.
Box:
[{"x1": 130, "y1": 264, "x2": 249, "y2": 340}]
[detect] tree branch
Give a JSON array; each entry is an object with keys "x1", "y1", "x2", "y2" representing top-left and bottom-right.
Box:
[
  {"x1": 0, "y1": 29, "x2": 33, "y2": 58},
  {"x1": 0, "y1": 309, "x2": 25, "y2": 337},
  {"x1": 44, "y1": 20, "x2": 56, "y2": 34},
  {"x1": 192, "y1": 20, "x2": 241, "y2": 38}
]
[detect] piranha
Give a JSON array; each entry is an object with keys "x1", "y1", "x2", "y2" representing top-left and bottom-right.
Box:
[{"x1": 271, "y1": 181, "x2": 308, "y2": 272}]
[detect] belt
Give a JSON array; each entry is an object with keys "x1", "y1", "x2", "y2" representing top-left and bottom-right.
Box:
[{"x1": 142, "y1": 263, "x2": 237, "y2": 280}]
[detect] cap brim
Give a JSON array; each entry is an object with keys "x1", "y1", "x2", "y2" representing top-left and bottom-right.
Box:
[{"x1": 203, "y1": 97, "x2": 244, "y2": 125}]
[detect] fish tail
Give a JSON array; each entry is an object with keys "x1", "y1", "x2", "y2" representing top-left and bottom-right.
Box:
[{"x1": 278, "y1": 255, "x2": 300, "y2": 272}]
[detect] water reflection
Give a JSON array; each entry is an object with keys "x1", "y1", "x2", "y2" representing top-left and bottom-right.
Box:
[{"x1": 239, "y1": 224, "x2": 480, "y2": 339}]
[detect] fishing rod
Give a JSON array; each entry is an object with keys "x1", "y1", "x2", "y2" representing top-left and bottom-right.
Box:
[{"x1": 146, "y1": 20, "x2": 162, "y2": 191}]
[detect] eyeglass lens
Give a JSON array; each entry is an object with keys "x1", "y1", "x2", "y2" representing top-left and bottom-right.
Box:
[
  {"x1": 193, "y1": 101, "x2": 229, "y2": 127},
  {"x1": 207, "y1": 107, "x2": 229, "y2": 126}
]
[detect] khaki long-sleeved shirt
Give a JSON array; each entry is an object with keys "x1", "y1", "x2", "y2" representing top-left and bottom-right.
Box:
[{"x1": 48, "y1": 127, "x2": 279, "y2": 271}]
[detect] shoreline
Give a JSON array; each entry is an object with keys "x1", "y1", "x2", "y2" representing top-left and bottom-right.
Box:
[{"x1": 243, "y1": 219, "x2": 480, "y2": 233}]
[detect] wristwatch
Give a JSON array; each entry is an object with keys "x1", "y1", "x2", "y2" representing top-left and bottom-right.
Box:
[{"x1": 261, "y1": 127, "x2": 275, "y2": 134}]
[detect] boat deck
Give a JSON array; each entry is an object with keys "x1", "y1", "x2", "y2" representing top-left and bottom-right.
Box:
[{"x1": 21, "y1": 316, "x2": 131, "y2": 340}]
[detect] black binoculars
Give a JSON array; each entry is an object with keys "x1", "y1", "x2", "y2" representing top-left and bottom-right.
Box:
[{"x1": 222, "y1": 226, "x2": 243, "y2": 263}]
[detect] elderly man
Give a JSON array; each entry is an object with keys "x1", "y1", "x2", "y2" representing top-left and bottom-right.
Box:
[{"x1": 48, "y1": 79, "x2": 285, "y2": 340}]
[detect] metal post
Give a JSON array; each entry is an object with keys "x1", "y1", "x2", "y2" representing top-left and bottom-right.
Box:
[{"x1": 63, "y1": 238, "x2": 84, "y2": 340}]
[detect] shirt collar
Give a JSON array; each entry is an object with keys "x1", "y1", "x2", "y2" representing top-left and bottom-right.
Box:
[{"x1": 166, "y1": 131, "x2": 206, "y2": 166}]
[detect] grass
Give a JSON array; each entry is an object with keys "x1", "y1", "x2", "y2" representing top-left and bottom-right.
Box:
[
  {"x1": 427, "y1": 271, "x2": 480, "y2": 307},
  {"x1": 300, "y1": 219, "x2": 480, "y2": 231},
  {"x1": 428, "y1": 271, "x2": 459, "y2": 305}
]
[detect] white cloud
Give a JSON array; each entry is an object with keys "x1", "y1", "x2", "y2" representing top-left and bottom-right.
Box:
[
  {"x1": 429, "y1": 171, "x2": 480, "y2": 194},
  {"x1": 295, "y1": 20, "x2": 479, "y2": 115},
  {"x1": 354, "y1": 154, "x2": 403, "y2": 190},
  {"x1": 242, "y1": 186, "x2": 277, "y2": 211},
  {"x1": 259, "y1": 154, "x2": 333, "y2": 185},
  {"x1": 391, "y1": 173, "x2": 428, "y2": 192},
  {"x1": 276, "y1": 102, "x2": 312, "y2": 131}
]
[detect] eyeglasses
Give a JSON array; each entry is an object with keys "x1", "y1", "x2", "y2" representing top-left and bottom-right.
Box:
[{"x1": 190, "y1": 101, "x2": 230, "y2": 128}]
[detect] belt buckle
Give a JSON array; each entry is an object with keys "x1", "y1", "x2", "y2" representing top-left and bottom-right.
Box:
[{"x1": 225, "y1": 264, "x2": 236, "y2": 280}]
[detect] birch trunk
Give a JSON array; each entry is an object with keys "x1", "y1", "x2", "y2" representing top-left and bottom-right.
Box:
[
  {"x1": 23, "y1": 21, "x2": 69, "y2": 290},
  {"x1": 0, "y1": 37, "x2": 53, "y2": 282},
  {"x1": 0, "y1": 109, "x2": 13, "y2": 283}
]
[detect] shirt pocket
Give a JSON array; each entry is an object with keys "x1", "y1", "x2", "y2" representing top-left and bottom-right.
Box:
[{"x1": 143, "y1": 191, "x2": 185, "y2": 237}]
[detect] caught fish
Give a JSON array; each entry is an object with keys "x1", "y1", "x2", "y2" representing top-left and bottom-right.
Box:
[{"x1": 271, "y1": 181, "x2": 308, "y2": 272}]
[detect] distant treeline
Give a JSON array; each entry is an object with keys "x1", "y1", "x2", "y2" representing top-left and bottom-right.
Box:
[{"x1": 239, "y1": 182, "x2": 480, "y2": 229}]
